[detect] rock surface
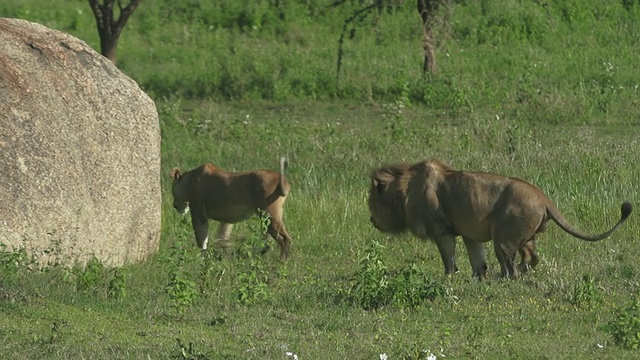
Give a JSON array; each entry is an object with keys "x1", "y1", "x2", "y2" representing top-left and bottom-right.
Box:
[{"x1": 0, "y1": 18, "x2": 161, "y2": 267}]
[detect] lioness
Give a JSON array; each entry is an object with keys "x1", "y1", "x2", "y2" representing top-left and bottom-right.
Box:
[
  {"x1": 367, "y1": 158, "x2": 632, "y2": 279},
  {"x1": 170, "y1": 157, "x2": 292, "y2": 260}
]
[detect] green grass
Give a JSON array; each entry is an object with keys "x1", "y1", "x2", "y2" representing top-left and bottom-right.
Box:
[
  {"x1": 2, "y1": 101, "x2": 640, "y2": 359},
  {"x1": 2, "y1": 0, "x2": 640, "y2": 358}
]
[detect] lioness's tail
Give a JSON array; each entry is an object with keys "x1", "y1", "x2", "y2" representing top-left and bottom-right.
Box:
[
  {"x1": 279, "y1": 156, "x2": 290, "y2": 197},
  {"x1": 547, "y1": 201, "x2": 632, "y2": 241}
]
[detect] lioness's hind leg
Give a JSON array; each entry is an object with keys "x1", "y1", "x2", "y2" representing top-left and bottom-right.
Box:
[
  {"x1": 265, "y1": 199, "x2": 292, "y2": 260},
  {"x1": 463, "y1": 237, "x2": 487, "y2": 278},
  {"x1": 267, "y1": 218, "x2": 292, "y2": 260}
]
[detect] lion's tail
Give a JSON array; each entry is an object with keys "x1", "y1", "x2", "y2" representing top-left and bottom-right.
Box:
[
  {"x1": 546, "y1": 201, "x2": 632, "y2": 241},
  {"x1": 279, "y1": 156, "x2": 290, "y2": 197}
]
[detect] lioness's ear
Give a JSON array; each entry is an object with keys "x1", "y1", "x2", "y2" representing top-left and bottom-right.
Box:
[{"x1": 170, "y1": 168, "x2": 182, "y2": 181}]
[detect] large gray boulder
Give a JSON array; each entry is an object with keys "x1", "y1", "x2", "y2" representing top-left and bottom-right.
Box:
[{"x1": 0, "y1": 18, "x2": 161, "y2": 267}]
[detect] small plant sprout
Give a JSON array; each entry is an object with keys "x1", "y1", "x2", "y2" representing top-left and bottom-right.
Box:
[
  {"x1": 236, "y1": 211, "x2": 271, "y2": 306},
  {"x1": 164, "y1": 239, "x2": 199, "y2": 313}
]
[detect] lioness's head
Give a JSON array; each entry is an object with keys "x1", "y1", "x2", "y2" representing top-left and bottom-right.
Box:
[
  {"x1": 367, "y1": 165, "x2": 410, "y2": 234},
  {"x1": 169, "y1": 167, "x2": 190, "y2": 215}
]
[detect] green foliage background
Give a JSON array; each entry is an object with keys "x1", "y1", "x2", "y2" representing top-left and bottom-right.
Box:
[
  {"x1": 2, "y1": 0, "x2": 639, "y2": 124},
  {"x1": 1, "y1": 0, "x2": 640, "y2": 359}
]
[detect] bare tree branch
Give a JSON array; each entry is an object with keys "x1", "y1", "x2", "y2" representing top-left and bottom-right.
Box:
[{"x1": 336, "y1": 2, "x2": 384, "y2": 82}]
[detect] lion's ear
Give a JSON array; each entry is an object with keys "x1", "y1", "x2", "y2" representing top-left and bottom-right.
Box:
[
  {"x1": 170, "y1": 168, "x2": 182, "y2": 181},
  {"x1": 372, "y1": 177, "x2": 386, "y2": 193}
]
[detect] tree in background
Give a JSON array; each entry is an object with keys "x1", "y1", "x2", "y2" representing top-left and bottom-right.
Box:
[
  {"x1": 336, "y1": 0, "x2": 451, "y2": 80},
  {"x1": 88, "y1": 0, "x2": 142, "y2": 66},
  {"x1": 418, "y1": 0, "x2": 451, "y2": 74}
]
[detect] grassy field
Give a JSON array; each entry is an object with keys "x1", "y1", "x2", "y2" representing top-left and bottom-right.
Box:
[{"x1": 2, "y1": 0, "x2": 640, "y2": 359}]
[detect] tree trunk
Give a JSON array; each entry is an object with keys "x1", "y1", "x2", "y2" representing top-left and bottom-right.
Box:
[
  {"x1": 88, "y1": 0, "x2": 141, "y2": 67},
  {"x1": 417, "y1": 0, "x2": 437, "y2": 74},
  {"x1": 98, "y1": 30, "x2": 119, "y2": 65}
]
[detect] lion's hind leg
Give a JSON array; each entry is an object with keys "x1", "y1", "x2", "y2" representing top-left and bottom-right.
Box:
[
  {"x1": 214, "y1": 223, "x2": 234, "y2": 249},
  {"x1": 517, "y1": 237, "x2": 539, "y2": 274},
  {"x1": 463, "y1": 237, "x2": 487, "y2": 279},
  {"x1": 493, "y1": 240, "x2": 521, "y2": 279}
]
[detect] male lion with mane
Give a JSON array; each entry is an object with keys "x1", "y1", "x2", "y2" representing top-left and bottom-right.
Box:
[
  {"x1": 367, "y1": 158, "x2": 632, "y2": 279},
  {"x1": 170, "y1": 157, "x2": 292, "y2": 260}
]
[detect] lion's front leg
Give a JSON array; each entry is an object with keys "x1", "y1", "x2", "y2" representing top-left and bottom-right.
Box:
[
  {"x1": 433, "y1": 234, "x2": 458, "y2": 275},
  {"x1": 463, "y1": 237, "x2": 487, "y2": 278}
]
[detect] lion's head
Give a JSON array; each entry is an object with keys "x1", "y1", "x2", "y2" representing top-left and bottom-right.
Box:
[
  {"x1": 169, "y1": 167, "x2": 190, "y2": 215},
  {"x1": 367, "y1": 164, "x2": 412, "y2": 234}
]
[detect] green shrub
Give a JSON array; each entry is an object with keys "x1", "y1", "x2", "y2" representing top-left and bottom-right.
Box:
[
  {"x1": 606, "y1": 298, "x2": 640, "y2": 350},
  {"x1": 348, "y1": 240, "x2": 446, "y2": 310},
  {"x1": 349, "y1": 240, "x2": 391, "y2": 310},
  {"x1": 390, "y1": 264, "x2": 446, "y2": 308}
]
